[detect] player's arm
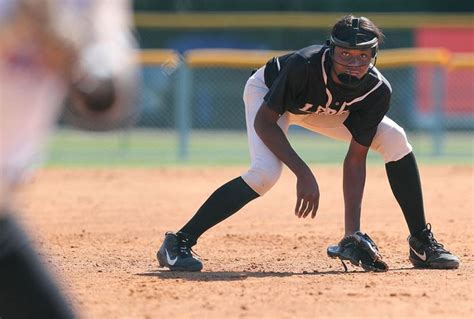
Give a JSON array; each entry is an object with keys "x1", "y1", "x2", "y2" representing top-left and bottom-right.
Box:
[
  {"x1": 342, "y1": 85, "x2": 391, "y2": 235},
  {"x1": 343, "y1": 138, "x2": 369, "y2": 235},
  {"x1": 254, "y1": 102, "x2": 319, "y2": 219}
]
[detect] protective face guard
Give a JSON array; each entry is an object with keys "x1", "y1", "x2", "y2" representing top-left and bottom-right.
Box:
[
  {"x1": 331, "y1": 47, "x2": 374, "y2": 68},
  {"x1": 329, "y1": 35, "x2": 378, "y2": 88},
  {"x1": 328, "y1": 17, "x2": 380, "y2": 88},
  {"x1": 330, "y1": 35, "x2": 378, "y2": 57}
]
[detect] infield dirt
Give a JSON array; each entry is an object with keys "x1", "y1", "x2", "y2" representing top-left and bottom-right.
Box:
[{"x1": 15, "y1": 165, "x2": 473, "y2": 318}]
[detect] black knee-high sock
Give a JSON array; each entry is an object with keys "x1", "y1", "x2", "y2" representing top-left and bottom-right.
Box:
[
  {"x1": 0, "y1": 213, "x2": 75, "y2": 319},
  {"x1": 385, "y1": 152, "x2": 427, "y2": 236},
  {"x1": 179, "y1": 177, "x2": 259, "y2": 245}
]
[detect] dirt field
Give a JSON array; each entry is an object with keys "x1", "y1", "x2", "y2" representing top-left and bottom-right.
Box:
[{"x1": 14, "y1": 165, "x2": 473, "y2": 318}]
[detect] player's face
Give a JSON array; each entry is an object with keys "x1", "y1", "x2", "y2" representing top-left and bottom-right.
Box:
[{"x1": 331, "y1": 46, "x2": 372, "y2": 79}]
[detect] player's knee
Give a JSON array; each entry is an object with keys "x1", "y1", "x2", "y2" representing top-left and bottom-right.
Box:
[
  {"x1": 241, "y1": 165, "x2": 282, "y2": 195},
  {"x1": 372, "y1": 124, "x2": 412, "y2": 163}
]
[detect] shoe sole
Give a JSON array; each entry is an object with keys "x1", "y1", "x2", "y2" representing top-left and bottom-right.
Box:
[
  {"x1": 157, "y1": 251, "x2": 203, "y2": 272},
  {"x1": 409, "y1": 256, "x2": 460, "y2": 269}
]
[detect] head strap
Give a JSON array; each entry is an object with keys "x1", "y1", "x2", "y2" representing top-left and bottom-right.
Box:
[{"x1": 329, "y1": 17, "x2": 379, "y2": 54}]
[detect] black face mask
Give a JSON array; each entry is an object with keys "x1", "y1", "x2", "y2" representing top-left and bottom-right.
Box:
[
  {"x1": 329, "y1": 53, "x2": 371, "y2": 89},
  {"x1": 336, "y1": 72, "x2": 367, "y2": 89}
]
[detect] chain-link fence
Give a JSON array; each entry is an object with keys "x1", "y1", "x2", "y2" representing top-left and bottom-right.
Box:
[{"x1": 50, "y1": 49, "x2": 473, "y2": 166}]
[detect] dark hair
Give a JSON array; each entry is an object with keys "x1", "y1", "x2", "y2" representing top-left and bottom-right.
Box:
[{"x1": 331, "y1": 15, "x2": 384, "y2": 45}]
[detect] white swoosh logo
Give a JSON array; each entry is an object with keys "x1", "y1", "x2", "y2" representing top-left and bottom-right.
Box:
[
  {"x1": 411, "y1": 247, "x2": 427, "y2": 261},
  {"x1": 165, "y1": 249, "x2": 178, "y2": 266}
]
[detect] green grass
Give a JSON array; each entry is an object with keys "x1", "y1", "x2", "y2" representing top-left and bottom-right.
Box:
[{"x1": 45, "y1": 128, "x2": 473, "y2": 167}]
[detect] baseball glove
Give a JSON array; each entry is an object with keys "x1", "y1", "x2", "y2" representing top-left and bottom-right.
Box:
[{"x1": 327, "y1": 232, "x2": 388, "y2": 272}]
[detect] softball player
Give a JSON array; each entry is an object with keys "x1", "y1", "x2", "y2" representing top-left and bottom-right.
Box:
[
  {"x1": 157, "y1": 15, "x2": 459, "y2": 272},
  {"x1": 0, "y1": 0, "x2": 138, "y2": 317}
]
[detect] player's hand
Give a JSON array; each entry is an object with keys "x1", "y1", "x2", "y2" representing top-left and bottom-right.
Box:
[{"x1": 295, "y1": 173, "x2": 320, "y2": 219}]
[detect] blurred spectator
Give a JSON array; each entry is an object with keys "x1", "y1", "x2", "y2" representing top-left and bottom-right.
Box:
[{"x1": 0, "y1": 0, "x2": 139, "y2": 317}]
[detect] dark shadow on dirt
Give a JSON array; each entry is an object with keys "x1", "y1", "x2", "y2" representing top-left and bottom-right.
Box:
[{"x1": 135, "y1": 267, "x2": 416, "y2": 281}]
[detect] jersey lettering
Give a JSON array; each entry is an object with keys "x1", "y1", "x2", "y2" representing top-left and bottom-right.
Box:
[
  {"x1": 300, "y1": 103, "x2": 313, "y2": 112},
  {"x1": 299, "y1": 103, "x2": 348, "y2": 115}
]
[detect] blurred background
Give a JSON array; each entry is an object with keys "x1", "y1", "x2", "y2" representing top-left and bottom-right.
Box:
[{"x1": 52, "y1": 0, "x2": 473, "y2": 166}]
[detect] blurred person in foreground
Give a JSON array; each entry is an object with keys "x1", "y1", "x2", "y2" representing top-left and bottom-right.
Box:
[
  {"x1": 0, "y1": 0, "x2": 138, "y2": 317},
  {"x1": 156, "y1": 15, "x2": 459, "y2": 273}
]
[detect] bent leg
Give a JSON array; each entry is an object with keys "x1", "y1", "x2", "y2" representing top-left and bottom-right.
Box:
[
  {"x1": 295, "y1": 114, "x2": 425, "y2": 236},
  {"x1": 370, "y1": 116, "x2": 413, "y2": 163},
  {"x1": 372, "y1": 122, "x2": 459, "y2": 268},
  {"x1": 241, "y1": 75, "x2": 289, "y2": 195},
  {"x1": 180, "y1": 68, "x2": 285, "y2": 243},
  {"x1": 371, "y1": 117, "x2": 426, "y2": 236},
  {"x1": 178, "y1": 177, "x2": 259, "y2": 244},
  {"x1": 386, "y1": 152, "x2": 427, "y2": 236}
]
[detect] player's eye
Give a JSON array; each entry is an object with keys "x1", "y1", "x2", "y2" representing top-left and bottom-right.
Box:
[{"x1": 360, "y1": 53, "x2": 369, "y2": 60}]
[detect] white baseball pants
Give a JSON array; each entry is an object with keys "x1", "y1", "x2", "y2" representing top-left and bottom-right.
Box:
[{"x1": 241, "y1": 67, "x2": 413, "y2": 195}]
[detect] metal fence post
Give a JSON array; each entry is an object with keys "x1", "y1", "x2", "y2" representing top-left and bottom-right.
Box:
[
  {"x1": 175, "y1": 63, "x2": 191, "y2": 161},
  {"x1": 432, "y1": 67, "x2": 445, "y2": 156}
]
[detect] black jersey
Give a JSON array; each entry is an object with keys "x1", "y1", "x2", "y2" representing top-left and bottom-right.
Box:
[{"x1": 263, "y1": 45, "x2": 392, "y2": 147}]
